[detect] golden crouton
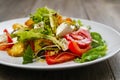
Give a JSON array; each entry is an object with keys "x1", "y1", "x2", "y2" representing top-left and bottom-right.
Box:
[
  {"x1": 7, "y1": 42, "x2": 24, "y2": 57},
  {"x1": 25, "y1": 19, "x2": 34, "y2": 28}
]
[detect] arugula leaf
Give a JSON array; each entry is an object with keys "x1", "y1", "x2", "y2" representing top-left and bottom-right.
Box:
[
  {"x1": 22, "y1": 45, "x2": 34, "y2": 64},
  {"x1": 91, "y1": 32, "x2": 105, "y2": 48}
]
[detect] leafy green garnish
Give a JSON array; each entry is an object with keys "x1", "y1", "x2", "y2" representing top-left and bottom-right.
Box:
[
  {"x1": 91, "y1": 32, "x2": 105, "y2": 48},
  {"x1": 22, "y1": 45, "x2": 34, "y2": 64},
  {"x1": 77, "y1": 20, "x2": 83, "y2": 26}
]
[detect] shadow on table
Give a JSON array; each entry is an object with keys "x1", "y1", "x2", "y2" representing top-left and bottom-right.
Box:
[{"x1": 0, "y1": 60, "x2": 114, "y2": 80}]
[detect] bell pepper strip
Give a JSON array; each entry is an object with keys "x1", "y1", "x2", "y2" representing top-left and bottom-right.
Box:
[
  {"x1": 0, "y1": 42, "x2": 14, "y2": 50},
  {"x1": 68, "y1": 41, "x2": 91, "y2": 56},
  {"x1": 3, "y1": 29, "x2": 13, "y2": 43},
  {"x1": 0, "y1": 29, "x2": 14, "y2": 50},
  {"x1": 45, "y1": 51, "x2": 76, "y2": 65}
]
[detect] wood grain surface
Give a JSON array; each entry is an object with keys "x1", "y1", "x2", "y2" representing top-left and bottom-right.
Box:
[{"x1": 0, "y1": 0, "x2": 120, "y2": 80}]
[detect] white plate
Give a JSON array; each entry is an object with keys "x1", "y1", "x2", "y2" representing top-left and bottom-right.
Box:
[{"x1": 0, "y1": 18, "x2": 120, "y2": 70}]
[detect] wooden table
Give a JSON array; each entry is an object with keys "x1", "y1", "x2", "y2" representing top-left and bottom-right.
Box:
[{"x1": 0, "y1": 0, "x2": 120, "y2": 80}]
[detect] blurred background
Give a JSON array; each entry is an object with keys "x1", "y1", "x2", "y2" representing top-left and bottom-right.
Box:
[{"x1": 0, "y1": 0, "x2": 120, "y2": 30}]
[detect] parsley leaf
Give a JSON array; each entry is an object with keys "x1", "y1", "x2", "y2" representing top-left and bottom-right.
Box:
[{"x1": 22, "y1": 45, "x2": 34, "y2": 64}]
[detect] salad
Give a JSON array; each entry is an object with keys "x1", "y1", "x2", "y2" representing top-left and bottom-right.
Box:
[{"x1": 0, "y1": 7, "x2": 107, "y2": 65}]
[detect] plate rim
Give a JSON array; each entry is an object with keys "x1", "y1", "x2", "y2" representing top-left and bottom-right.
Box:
[{"x1": 0, "y1": 17, "x2": 120, "y2": 69}]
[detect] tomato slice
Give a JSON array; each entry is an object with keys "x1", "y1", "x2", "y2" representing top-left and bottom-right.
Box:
[
  {"x1": 65, "y1": 28, "x2": 92, "y2": 49},
  {"x1": 45, "y1": 51, "x2": 75, "y2": 65},
  {"x1": 68, "y1": 41, "x2": 91, "y2": 56},
  {"x1": 4, "y1": 29, "x2": 13, "y2": 43},
  {"x1": 64, "y1": 28, "x2": 92, "y2": 56}
]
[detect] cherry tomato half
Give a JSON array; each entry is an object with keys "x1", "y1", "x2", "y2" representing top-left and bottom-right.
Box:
[{"x1": 68, "y1": 41, "x2": 91, "y2": 56}]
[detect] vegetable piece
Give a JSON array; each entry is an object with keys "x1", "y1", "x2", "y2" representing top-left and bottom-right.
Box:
[
  {"x1": 7, "y1": 42, "x2": 24, "y2": 57},
  {"x1": 30, "y1": 7, "x2": 58, "y2": 34},
  {"x1": 68, "y1": 41, "x2": 91, "y2": 56},
  {"x1": 65, "y1": 28, "x2": 92, "y2": 48},
  {"x1": 91, "y1": 32, "x2": 105, "y2": 48},
  {"x1": 22, "y1": 45, "x2": 34, "y2": 64},
  {"x1": 4, "y1": 29, "x2": 13, "y2": 43},
  {"x1": 75, "y1": 45, "x2": 107, "y2": 63},
  {"x1": 30, "y1": 7, "x2": 55, "y2": 23},
  {"x1": 0, "y1": 43, "x2": 13, "y2": 50},
  {"x1": 0, "y1": 29, "x2": 14, "y2": 50},
  {"x1": 0, "y1": 45, "x2": 8, "y2": 50},
  {"x1": 45, "y1": 51, "x2": 75, "y2": 65},
  {"x1": 13, "y1": 28, "x2": 44, "y2": 41}
]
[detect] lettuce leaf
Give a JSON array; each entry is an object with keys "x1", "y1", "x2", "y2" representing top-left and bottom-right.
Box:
[
  {"x1": 80, "y1": 45, "x2": 107, "y2": 63},
  {"x1": 30, "y1": 7, "x2": 55, "y2": 23},
  {"x1": 30, "y1": 7, "x2": 58, "y2": 34}
]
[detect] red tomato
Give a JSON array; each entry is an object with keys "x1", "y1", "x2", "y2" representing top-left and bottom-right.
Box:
[
  {"x1": 4, "y1": 29, "x2": 13, "y2": 43},
  {"x1": 45, "y1": 51, "x2": 75, "y2": 65},
  {"x1": 65, "y1": 28, "x2": 92, "y2": 49},
  {"x1": 68, "y1": 41, "x2": 91, "y2": 56}
]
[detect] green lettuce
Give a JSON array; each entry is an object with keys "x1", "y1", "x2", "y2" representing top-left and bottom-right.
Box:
[
  {"x1": 30, "y1": 7, "x2": 58, "y2": 34},
  {"x1": 77, "y1": 45, "x2": 107, "y2": 63},
  {"x1": 30, "y1": 7, "x2": 55, "y2": 23}
]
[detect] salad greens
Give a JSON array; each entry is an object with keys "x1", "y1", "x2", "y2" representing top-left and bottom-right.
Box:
[
  {"x1": 30, "y1": 7, "x2": 58, "y2": 34},
  {"x1": 0, "y1": 7, "x2": 107, "y2": 65},
  {"x1": 30, "y1": 7, "x2": 55, "y2": 24}
]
